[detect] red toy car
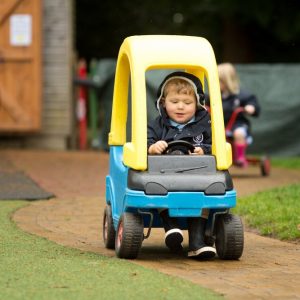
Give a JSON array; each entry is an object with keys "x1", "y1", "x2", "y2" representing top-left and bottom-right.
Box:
[{"x1": 225, "y1": 107, "x2": 271, "y2": 176}]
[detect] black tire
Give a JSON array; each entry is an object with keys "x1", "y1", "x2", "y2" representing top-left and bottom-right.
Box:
[
  {"x1": 115, "y1": 212, "x2": 144, "y2": 259},
  {"x1": 215, "y1": 213, "x2": 244, "y2": 260},
  {"x1": 103, "y1": 205, "x2": 116, "y2": 249},
  {"x1": 260, "y1": 156, "x2": 271, "y2": 177}
]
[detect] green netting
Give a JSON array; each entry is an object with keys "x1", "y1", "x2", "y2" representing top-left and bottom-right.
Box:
[
  {"x1": 92, "y1": 60, "x2": 300, "y2": 157},
  {"x1": 236, "y1": 64, "x2": 300, "y2": 157}
]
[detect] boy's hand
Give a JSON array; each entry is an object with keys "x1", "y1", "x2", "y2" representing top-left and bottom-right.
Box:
[
  {"x1": 148, "y1": 140, "x2": 168, "y2": 154},
  {"x1": 191, "y1": 147, "x2": 204, "y2": 155}
]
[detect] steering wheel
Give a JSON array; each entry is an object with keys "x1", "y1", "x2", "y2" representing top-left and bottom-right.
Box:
[{"x1": 164, "y1": 140, "x2": 195, "y2": 155}]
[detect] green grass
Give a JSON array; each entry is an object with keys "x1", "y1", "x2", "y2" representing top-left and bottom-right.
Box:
[
  {"x1": 2, "y1": 157, "x2": 299, "y2": 299},
  {"x1": 233, "y1": 155, "x2": 300, "y2": 241},
  {"x1": 0, "y1": 201, "x2": 222, "y2": 300},
  {"x1": 233, "y1": 184, "x2": 300, "y2": 240},
  {"x1": 271, "y1": 156, "x2": 300, "y2": 169}
]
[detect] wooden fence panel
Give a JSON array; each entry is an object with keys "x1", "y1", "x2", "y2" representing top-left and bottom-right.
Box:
[{"x1": 0, "y1": 0, "x2": 42, "y2": 132}]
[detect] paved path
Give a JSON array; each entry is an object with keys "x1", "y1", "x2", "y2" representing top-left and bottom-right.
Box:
[{"x1": 3, "y1": 150, "x2": 300, "y2": 299}]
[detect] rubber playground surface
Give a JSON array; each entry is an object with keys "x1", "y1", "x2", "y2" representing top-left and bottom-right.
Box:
[{"x1": 2, "y1": 149, "x2": 300, "y2": 299}]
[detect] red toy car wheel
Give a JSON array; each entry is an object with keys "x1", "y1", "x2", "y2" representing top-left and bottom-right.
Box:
[{"x1": 260, "y1": 156, "x2": 271, "y2": 176}]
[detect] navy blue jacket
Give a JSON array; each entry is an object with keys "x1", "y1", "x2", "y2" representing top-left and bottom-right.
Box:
[
  {"x1": 205, "y1": 90, "x2": 260, "y2": 133},
  {"x1": 221, "y1": 90, "x2": 260, "y2": 131},
  {"x1": 147, "y1": 107, "x2": 212, "y2": 154}
]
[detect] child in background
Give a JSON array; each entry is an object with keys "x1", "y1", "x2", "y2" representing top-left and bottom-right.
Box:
[
  {"x1": 218, "y1": 63, "x2": 260, "y2": 167},
  {"x1": 147, "y1": 71, "x2": 216, "y2": 259}
]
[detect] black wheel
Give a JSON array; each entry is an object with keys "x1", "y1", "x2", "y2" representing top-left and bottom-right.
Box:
[
  {"x1": 260, "y1": 156, "x2": 271, "y2": 176},
  {"x1": 103, "y1": 205, "x2": 116, "y2": 249},
  {"x1": 115, "y1": 212, "x2": 144, "y2": 259},
  {"x1": 164, "y1": 140, "x2": 195, "y2": 155},
  {"x1": 215, "y1": 213, "x2": 244, "y2": 260}
]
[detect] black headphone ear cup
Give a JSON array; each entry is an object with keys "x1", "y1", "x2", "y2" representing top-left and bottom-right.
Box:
[{"x1": 199, "y1": 93, "x2": 205, "y2": 105}]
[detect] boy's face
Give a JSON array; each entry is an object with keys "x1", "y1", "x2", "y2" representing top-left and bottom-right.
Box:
[{"x1": 163, "y1": 85, "x2": 197, "y2": 124}]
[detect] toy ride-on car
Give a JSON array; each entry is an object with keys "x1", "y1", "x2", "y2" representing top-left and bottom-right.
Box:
[
  {"x1": 225, "y1": 107, "x2": 271, "y2": 176},
  {"x1": 103, "y1": 35, "x2": 244, "y2": 260}
]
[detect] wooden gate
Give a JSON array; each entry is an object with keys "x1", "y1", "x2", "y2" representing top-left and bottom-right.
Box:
[{"x1": 0, "y1": 0, "x2": 42, "y2": 132}]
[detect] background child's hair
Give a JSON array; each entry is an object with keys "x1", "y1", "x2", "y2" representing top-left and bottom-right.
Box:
[{"x1": 218, "y1": 63, "x2": 240, "y2": 94}]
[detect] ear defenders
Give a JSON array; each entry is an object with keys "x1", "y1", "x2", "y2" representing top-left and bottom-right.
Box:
[{"x1": 156, "y1": 71, "x2": 205, "y2": 112}]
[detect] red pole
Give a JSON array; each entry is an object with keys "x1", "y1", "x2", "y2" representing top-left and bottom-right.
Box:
[{"x1": 77, "y1": 59, "x2": 88, "y2": 150}]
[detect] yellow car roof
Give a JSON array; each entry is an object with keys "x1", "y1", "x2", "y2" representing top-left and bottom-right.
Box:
[{"x1": 109, "y1": 35, "x2": 232, "y2": 170}]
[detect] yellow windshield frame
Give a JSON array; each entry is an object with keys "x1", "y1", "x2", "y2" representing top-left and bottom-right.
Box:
[{"x1": 109, "y1": 35, "x2": 232, "y2": 171}]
